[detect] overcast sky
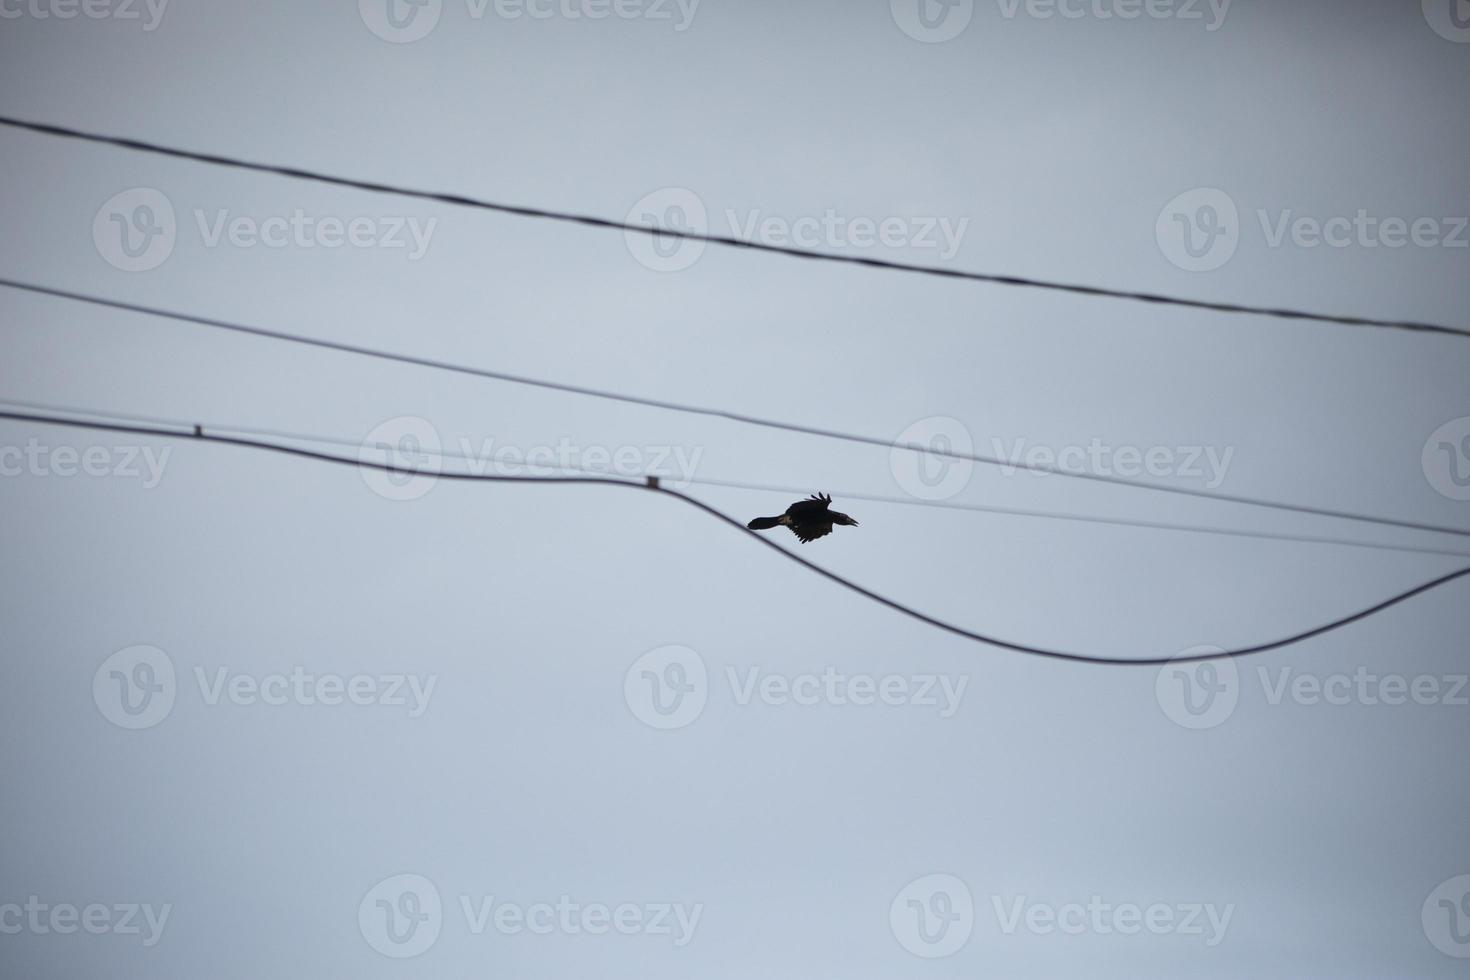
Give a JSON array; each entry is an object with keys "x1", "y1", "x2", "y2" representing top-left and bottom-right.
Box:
[{"x1": 1, "y1": 1, "x2": 1469, "y2": 977}]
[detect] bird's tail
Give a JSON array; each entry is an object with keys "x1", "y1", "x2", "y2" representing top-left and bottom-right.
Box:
[{"x1": 747, "y1": 516, "x2": 783, "y2": 531}]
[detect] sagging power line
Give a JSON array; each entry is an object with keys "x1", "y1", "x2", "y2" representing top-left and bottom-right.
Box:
[
  {"x1": 2, "y1": 404, "x2": 1467, "y2": 666},
  {"x1": 6, "y1": 396, "x2": 1469, "y2": 561}
]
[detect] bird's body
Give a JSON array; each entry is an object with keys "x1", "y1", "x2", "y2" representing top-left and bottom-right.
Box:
[{"x1": 747, "y1": 493, "x2": 860, "y2": 543}]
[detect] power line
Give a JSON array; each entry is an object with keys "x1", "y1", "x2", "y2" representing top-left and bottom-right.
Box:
[
  {"x1": 5, "y1": 275, "x2": 1469, "y2": 542},
  {"x1": 2, "y1": 405, "x2": 1466, "y2": 666},
  {"x1": 2, "y1": 113, "x2": 1467, "y2": 341},
  {"x1": 6, "y1": 396, "x2": 1470, "y2": 561},
  {"x1": 685, "y1": 477, "x2": 1470, "y2": 560}
]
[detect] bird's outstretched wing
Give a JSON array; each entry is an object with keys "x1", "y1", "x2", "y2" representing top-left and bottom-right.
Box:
[
  {"x1": 786, "y1": 492, "x2": 833, "y2": 520},
  {"x1": 790, "y1": 521, "x2": 833, "y2": 543}
]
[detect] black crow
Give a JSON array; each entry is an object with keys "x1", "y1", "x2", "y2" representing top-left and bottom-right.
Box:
[{"x1": 747, "y1": 493, "x2": 859, "y2": 543}]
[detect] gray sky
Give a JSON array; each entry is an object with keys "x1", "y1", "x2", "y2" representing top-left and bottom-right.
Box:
[{"x1": 1, "y1": 1, "x2": 1468, "y2": 977}]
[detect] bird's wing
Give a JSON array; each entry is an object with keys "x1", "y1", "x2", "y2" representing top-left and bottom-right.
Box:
[
  {"x1": 786, "y1": 498, "x2": 828, "y2": 519},
  {"x1": 789, "y1": 521, "x2": 833, "y2": 543}
]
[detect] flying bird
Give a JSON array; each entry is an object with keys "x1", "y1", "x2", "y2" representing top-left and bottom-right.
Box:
[{"x1": 747, "y1": 493, "x2": 860, "y2": 543}]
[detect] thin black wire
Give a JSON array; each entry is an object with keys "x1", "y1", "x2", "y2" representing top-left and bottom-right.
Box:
[
  {"x1": 2, "y1": 406, "x2": 1466, "y2": 666},
  {"x1": 5, "y1": 275, "x2": 1469, "y2": 542},
  {"x1": 2, "y1": 113, "x2": 1467, "y2": 340},
  {"x1": 6, "y1": 395, "x2": 1470, "y2": 561},
  {"x1": 687, "y1": 477, "x2": 1470, "y2": 560}
]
